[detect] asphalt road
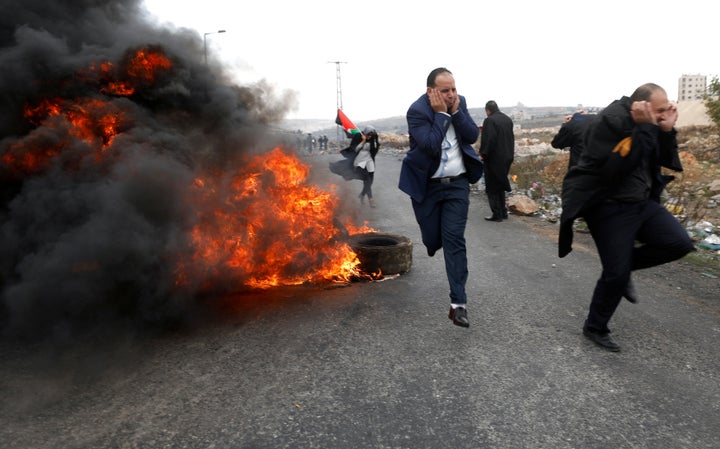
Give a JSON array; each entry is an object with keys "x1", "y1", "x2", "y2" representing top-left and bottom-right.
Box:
[{"x1": 1, "y1": 152, "x2": 719, "y2": 449}]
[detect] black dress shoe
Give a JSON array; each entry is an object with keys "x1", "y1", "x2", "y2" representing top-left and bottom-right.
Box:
[
  {"x1": 448, "y1": 307, "x2": 469, "y2": 327},
  {"x1": 623, "y1": 279, "x2": 638, "y2": 304},
  {"x1": 484, "y1": 215, "x2": 502, "y2": 222},
  {"x1": 583, "y1": 327, "x2": 620, "y2": 352}
]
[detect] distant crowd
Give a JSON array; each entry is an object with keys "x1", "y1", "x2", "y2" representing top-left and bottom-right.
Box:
[{"x1": 297, "y1": 133, "x2": 329, "y2": 153}]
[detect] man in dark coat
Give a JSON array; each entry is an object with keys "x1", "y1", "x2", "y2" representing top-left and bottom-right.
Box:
[
  {"x1": 398, "y1": 67, "x2": 482, "y2": 327},
  {"x1": 559, "y1": 83, "x2": 695, "y2": 352},
  {"x1": 551, "y1": 111, "x2": 596, "y2": 169},
  {"x1": 479, "y1": 101, "x2": 514, "y2": 221}
]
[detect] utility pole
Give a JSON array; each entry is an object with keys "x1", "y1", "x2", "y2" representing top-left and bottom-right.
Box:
[{"x1": 328, "y1": 61, "x2": 347, "y2": 144}]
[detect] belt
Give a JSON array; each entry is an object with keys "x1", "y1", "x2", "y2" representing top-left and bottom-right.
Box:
[{"x1": 430, "y1": 174, "x2": 467, "y2": 184}]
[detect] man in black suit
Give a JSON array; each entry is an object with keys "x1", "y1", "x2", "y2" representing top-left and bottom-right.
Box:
[
  {"x1": 559, "y1": 83, "x2": 695, "y2": 351},
  {"x1": 479, "y1": 101, "x2": 514, "y2": 222},
  {"x1": 551, "y1": 111, "x2": 596, "y2": 169}
]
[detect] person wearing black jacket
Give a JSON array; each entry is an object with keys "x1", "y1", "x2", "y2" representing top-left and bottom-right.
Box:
[
  {"x1": 551, "y1": 111, "x2": 596, "y2": 169},
  {"x1": 479, "y1": 101, "x2": 514, "y2": 221},
  {"x1": 558, "y1": 83, "x2": 695, "y2": 352}
]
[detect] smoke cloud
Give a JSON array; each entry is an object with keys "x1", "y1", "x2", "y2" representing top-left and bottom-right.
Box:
[{"x1": 0, "y1": 0, "x2": 300, "y2": 339}]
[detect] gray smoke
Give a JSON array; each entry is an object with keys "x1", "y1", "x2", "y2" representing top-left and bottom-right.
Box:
[{"x1": 0, "y1": 0, "x2": 298, "y2": 339}]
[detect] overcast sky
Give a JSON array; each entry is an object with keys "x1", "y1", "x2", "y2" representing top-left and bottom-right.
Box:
[{"x1": 142, "y1": 0, "x2": 715, "y2": 122}]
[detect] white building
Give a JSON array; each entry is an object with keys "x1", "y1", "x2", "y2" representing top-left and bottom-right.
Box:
[{"x1": 677, "y1": 74, "x2": 707, "y2": 101}]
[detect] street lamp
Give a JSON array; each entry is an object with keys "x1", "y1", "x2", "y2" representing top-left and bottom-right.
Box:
[
  {"x1": 203, "y1": 29, "x2": 226, "y2": 65},
  {"x1": 203, "y1": 30, "x2": 226, "y2": 101}
]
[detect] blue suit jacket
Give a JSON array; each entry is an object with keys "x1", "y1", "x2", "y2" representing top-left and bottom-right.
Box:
[{"x1": 398, "y1": 94, "x2": 482, "y2": 203}]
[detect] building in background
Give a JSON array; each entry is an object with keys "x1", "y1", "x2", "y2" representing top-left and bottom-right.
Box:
[{"x1": 678, "y1": 74, "x2": 707, "y2": 101}]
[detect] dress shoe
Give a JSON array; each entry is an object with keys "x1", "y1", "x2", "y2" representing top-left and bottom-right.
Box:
[
  {"x1": 583, "y1": 327, "x2": 620, "y2": 352},
  {"x1": 448, "y1": 307, "x2": 469, "y2": 328},
  {"x1": 484, "y1": 215, "x2": 502, "y2": 222},
  {"x1": 623, "y1": 279, "x2": 638, "y2": 304}
]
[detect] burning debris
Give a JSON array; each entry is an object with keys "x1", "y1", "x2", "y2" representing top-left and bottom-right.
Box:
[{"x1": 0, "y1": 0, "x2": 371, "y2": 338}]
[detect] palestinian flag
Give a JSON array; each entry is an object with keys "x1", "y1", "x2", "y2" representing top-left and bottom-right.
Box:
[{"x1": 335, "y1": 108, "x2": 360, "y2": 137}]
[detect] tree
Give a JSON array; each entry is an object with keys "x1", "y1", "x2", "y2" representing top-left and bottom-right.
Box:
[{"x1": 704, "y1": 76, "x2": 720, "y2": 129}]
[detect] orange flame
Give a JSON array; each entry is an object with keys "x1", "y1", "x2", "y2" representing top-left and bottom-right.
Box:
[
  {"x1": 3, "y1": 46, "x2": 371, "y2": 291},
  {"x1": 65, "y1": 98, "x2": 125, "y2": 147},
  {"x1": 184, "y1": 147, "x2": 369, "y2": 290},
  {"x1": 2, "y1": 97, "x2": 126, "y2": 174},
  {"x1": 126, "y1": 48, "x2": 172, "y2": 82},
  {"x1": 2, "y1": 47, "x2": 172, "y2": 175},
  {"x1": 98, "y1": 48, "x2": 172, "y2": 96}
]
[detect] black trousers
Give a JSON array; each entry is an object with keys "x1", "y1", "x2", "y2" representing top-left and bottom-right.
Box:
[
  {"x1": 584, "y1": 199, "x2": 695, "y2": 333},
  {"x1": 359, "y1": 170, "x2": 374, "y2": 198},
  {"x1": 486, "y1": 190, "x2": 507, "y2": 219}
]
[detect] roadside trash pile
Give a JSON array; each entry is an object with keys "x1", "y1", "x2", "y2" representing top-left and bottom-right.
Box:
[
  {"x1": 515, "y1": 180, "x2": 720, "y2": 260},
  {"x1": 688, "y1": 221, "x2": 720, "y2": 252}
]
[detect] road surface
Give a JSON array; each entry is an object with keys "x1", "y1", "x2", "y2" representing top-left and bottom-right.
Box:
[{"x1": 1, "y1": 152, "x2": 718, "y2": 448}]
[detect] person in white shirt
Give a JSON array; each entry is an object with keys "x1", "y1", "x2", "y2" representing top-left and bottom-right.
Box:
[
  {"x1": 398, "y1": 67, "x2": 483, "y2": 328},
  {"x1": 352, "y1": 126, "x2": 380, "y2": 207}
]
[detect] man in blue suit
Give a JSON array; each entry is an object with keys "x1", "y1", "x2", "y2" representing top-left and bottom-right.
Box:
[{"x1": 398, "y1": 67, "x2": 483, "y2": 327}]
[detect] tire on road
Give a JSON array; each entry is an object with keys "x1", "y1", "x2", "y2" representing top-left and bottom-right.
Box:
[{"x1": 347, "y1": 232, "x2": 413, "y2": 275}]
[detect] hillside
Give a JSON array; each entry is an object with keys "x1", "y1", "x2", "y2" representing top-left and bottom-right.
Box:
[{"x1": 283, "y1": 100, "x2": 713, "y2": 143}]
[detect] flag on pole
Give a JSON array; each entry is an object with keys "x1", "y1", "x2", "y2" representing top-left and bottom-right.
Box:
[{"x1": 335, "y1": 108, "x2": 360, "y2": 138}]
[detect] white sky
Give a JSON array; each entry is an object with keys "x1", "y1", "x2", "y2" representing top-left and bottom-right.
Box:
[{"x1": 142, "y1": 0, "x2": 715, "y2": 122}]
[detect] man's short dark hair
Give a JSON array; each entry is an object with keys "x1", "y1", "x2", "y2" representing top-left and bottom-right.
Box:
[
  {"x1": 630, "y1": 83, "x2": 664, "y2": 102},
  {"x1": 427, "y1": 67, "x2": 452, "y2": 87},
  {"x1": 485, "y1": 100, "x2": 499, "y2": 114}
]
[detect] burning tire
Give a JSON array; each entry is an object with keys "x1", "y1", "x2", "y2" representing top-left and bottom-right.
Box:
[{"x1": 347, "y1": 232, "x2": 413, "y2": 275}]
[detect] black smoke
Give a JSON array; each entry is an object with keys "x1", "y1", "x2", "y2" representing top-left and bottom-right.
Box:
[{"x1": 0, "y1": 0, "x2": 298, "y2": 339}]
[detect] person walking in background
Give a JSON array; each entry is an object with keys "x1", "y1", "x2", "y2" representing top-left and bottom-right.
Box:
[
  {"x1": 478, "y1": 101, "x2": 514, "y2": 222},
  {"x1": 551, "y1": 110, "x2": 596, "y2": 169},
  {"x1": 559, "y1": 83, "x2": 695, "y2": 352},
  {"x1": 399, "y1": 67, "x2": 483, "y2": 328},
  {"x1": 352, "y1": 126, "x2": 380, "y2": 207},
  {"x1": 329, "y1": 126, "x2": 380, "y2": 207},
  {"x1": 305, "y1": 133, "x2": 315, "y2": 154}
]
